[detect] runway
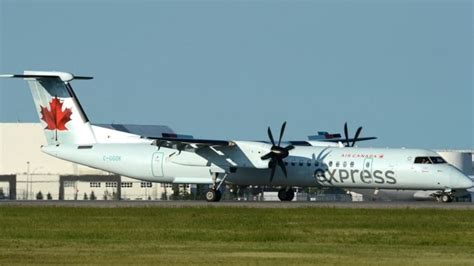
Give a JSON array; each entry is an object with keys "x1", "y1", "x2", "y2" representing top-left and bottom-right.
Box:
[{"x1": 1, "y1": 200, "x2": 473, "y2": 209}]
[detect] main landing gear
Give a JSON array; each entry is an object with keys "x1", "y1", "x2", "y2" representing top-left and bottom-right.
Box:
[
  {"x1": 206, "y1": 172, "x2": 228, "y2": 202},
  {"x1": 437, "y1": 193, "x2": 454, "y2": 203},
  {"x1": 278, "y1": 187, "x2": 295, "y2": 201},
  {"x1": 205, "y1": 189, "x2": 222, "y2": 202}
]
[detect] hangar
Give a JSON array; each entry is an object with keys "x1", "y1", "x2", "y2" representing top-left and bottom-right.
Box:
[{"x1": 0, "y1": 123, "x2": 472, "y2": 201}]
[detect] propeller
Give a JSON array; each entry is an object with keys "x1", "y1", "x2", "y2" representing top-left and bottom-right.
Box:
[
  {"x1": 343, "y1": 122, "x2": 363, "y2": 147},
  {"x1": 261, "y1": 121, "x2": 295, "y2": 182}
]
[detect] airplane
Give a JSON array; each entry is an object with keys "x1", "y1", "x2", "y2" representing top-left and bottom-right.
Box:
[{"x1": 1, "y1": 71, "x2": 472, "y2": 203}]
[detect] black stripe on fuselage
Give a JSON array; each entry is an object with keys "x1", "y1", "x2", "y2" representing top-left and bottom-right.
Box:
[{"x1": 77, "y1": 145, "x2": 93, "y2": 149}]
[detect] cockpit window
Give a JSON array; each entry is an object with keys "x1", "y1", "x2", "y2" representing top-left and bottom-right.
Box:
[
  {"x1": 430, "y1": 157, "x2": 446, "y2": 164},
  {"x1": 414, "y1": 156, "x2": 447, "y2": 164},
  {"x1": 414, "y1": 157, "x2": 431, "y2": 164}
]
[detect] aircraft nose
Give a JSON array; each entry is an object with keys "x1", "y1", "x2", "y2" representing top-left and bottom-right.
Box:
[
  {"x1": 463, "y1": 178, "x2": 474, "y2": 189},
  {"x1": 450, "y1": 169, "x2": 473, "y2": 189},
  {"x1": 459, "y1": 177, "x2": 474, "y2": 189}
]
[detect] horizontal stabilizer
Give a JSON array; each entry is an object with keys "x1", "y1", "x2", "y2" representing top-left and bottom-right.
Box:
[{"x1": 0, "y1": 71, "x2": 92, "y2": 82}]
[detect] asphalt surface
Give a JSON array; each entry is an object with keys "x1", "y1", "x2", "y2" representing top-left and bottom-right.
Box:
[{"x1": 1, "y1": 200, "x2": 473, "y2": 209}]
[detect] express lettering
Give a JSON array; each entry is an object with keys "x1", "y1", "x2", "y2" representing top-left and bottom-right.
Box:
[{"x1": 314, "y1": 168, "x2": 396, "y2": 185}]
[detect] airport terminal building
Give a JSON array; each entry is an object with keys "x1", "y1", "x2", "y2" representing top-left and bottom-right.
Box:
[{"x1": 1, "y1": 123, "x2": 473, "y2": 201}]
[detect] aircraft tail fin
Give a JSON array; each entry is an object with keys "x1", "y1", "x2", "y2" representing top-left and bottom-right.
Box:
[{"x1": 0, "y1": 71, "x2": 96, "y2": 145}]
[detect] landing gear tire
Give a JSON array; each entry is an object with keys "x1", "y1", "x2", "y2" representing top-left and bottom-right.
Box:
[
  {"x1": 278, "y1": 188, "x2": 295, "y2": 201},
  {"x1": 278, "y1": 190, "x2": 286, "y2": 201},
  {"x1": 206, "y1": 189, "x2": 222, "y2": 202},
  {"x1": 441, "y1": 194, "x2": 453, "y2": 203},
  {"x1": 285, "y1": 189, "x2": 295, "y2": 201},
  {"x1": 207, "y1": 172, "x2": 228, "y2": 202}
]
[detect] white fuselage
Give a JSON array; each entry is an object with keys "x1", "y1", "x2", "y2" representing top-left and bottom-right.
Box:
[{"x1": 41, "y1": 141, "x2": 472, "y2": 191}]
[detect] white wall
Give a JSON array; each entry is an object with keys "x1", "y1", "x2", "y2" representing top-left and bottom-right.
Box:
[
  {"x1": 0, "y1": 123, "x2": 177, "y2": 200},
  {"x1": 0, "y1": 123, "x2": 105, "y2": 175}
]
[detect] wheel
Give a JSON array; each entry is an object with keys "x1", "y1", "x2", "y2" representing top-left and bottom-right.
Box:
[
  {"x1": 278, "y1": 189, "x2": 288, "y2": 201},
  {"x1": 205, "y1": 189, "x2": 222, "y2": 202},
  {"x1": 215, "y1": 190, "x2": 222, "y2": 202},
  {"x1": 206, "y1": 190, "x2": 217, "y2": 202},
  {"x1": 278, "y1": 188, "x2": 294, "y2": 201},
  {"x1": 448, "y1": 195, "x2": 454, "y2": 202},
  {"x1": 285, "y1": 189, "x2": 295, "y2": 201},
  {"x1": 441, "y1": 194, "x2": 452, "y2": 203}
]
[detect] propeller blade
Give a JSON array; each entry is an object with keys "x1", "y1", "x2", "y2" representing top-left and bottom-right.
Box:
[
  {"x1": 263, "y1": 121, "x2": 292, "y2": 181},
  {"x1": 261, "y1": 152, "x2": 273, "y2": 160},
  {"x1": 344, "y1": 122, "x2": 349, "y2": 146},
  {"x1": 352, "y1": 126, "x2": 363, "y2": 147},
  {"x1": 285, "y1": 145, "x2": 295, "y2": 151},
  {"x1": 269, "y1": 162, "x2": 277, "y2": 182},
  {"x1": 277, "y1": 158, "x2": 288, "y2": 178},
  {"x1": 278, "y1": 121, "x2": 286, "y2": 146},
  {"x1": 267, "y1": 127, "x2": 275, "y2": 146}
]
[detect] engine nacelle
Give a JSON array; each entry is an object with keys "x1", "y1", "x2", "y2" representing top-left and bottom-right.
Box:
[{"x1": 228, "y1": 141, "x2": 273, "y2": 169}]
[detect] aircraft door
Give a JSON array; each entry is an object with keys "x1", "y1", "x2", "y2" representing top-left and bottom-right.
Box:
[
  {"x1": 151, "y1": 152, "x2": 164, "y2": 177},
  {"x1": 363, "y1": 158, "x2": 373, "y2": 184}
]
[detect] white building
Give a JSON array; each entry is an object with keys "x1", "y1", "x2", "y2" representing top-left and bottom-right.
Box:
[{"x1": 0, "y1": 123, "x2": 184, "y2": 200}]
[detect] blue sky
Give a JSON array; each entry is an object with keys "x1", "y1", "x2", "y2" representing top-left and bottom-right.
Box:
[{"x1": 1, "y1": 0, "x2": 472, "y2": 149}]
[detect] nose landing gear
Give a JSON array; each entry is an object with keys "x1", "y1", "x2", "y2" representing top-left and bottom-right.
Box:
[
  {"x1": 433, "y1": 191, "x2": 454, "y2": 203},
  {"x1": 438, "y1": 193, "x2": 453, "y2": 203}
]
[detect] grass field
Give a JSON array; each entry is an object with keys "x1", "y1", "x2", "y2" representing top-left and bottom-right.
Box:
[{"x1": 0, "y1": 206, "x2": 473, "y2": 265}]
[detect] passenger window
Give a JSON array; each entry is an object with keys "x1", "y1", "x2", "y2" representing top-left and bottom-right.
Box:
[
  {"x1": 291, "y1": 162, "x2": 295, "y2": 166},
  {"x1": 343, "y1": 162, "x2": 347, "y2": 167},
  {"x1": 284, "y1": 162, "x2": 288, "y2": 166},
  {"x1": 315, "y1": 161, "x2": 319, "y2": 167},
  {"x1": 299, "y1": 161, "x2": 304, "y2": 166},
  {"x1": 307, "y1": 161, "x2": 311, "y2": 167},
  {"x1": 336, "y1": 162, "x2": 340, "y2": 167},
  {"x1": 329, "y1": 161, "x2": 333, "y2": 167},
  {"x1": 365, "y1": 162, "x2": 370, "y2": 168},
  {"x1": 350, "y1": 162, "x2": 354, "y2": 168}
]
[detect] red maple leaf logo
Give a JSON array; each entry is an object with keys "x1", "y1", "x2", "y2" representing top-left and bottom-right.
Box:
[{"x1": 40, "y1": 97, "x2": 72, "y2": 131}]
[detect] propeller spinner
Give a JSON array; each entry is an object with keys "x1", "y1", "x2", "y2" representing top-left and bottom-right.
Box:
[{"x1": 260, "y1": 122, "x2": 294, "y2": 182}]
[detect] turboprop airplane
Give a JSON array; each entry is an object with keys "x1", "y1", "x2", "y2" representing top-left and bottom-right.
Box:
[{"x1": 1, "y1": 71, "x2": 472, "y2": 203}]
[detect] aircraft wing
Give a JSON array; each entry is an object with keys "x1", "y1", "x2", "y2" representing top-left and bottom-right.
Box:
[
  {"x1": 307, "y1": 126, "x2": 377, "y2": 145},
  {"x1": 315, "y1": 136, "x2": 377, "y2": 143},
  {"x1": 149, "y1": 137, "x2": 234, "y2": 150}
]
